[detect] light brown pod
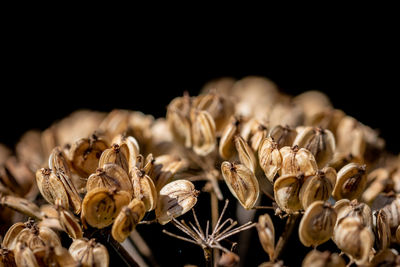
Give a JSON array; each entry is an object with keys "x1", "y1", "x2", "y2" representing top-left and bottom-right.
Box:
[
  {"x1": 153, "y1": 155, "x2": 188, "y2": 192},
  {"x1": 35, "y1": 168, "x2": 69, "y2": 210},
  {"x1": 14, "y1": 243, "x2": 39, "y2": 267},
  {"x1": 221, "y1": 161, "x2": 259, "y2": 210},
  {"x1": 256, "y1": 213, "x2": 275, "y2": 260},
  {"x1": 98, "y1": 144, "x2": 129, "y2": 174},
  {"x1": 81, "y1": 187, "x2": 131, "y2": 229},
  {"x1": 299, "y1": 167, "x2": 336, "y2": 209},
  {"x1": 234, "y1": 135, "x2": 257, "y2": 173},
  {"x1": 16, "y1": 225, "x2": 61, "y2": 251},
  {"x1": 381, "y1": 194, "x2": 400, "y2": 231},
  {"x1": 33, "y1": 246, "x2": 77, "y2": 267},
  {"x1": 69, "y1": 134, "x2": 108, "y2": 178},
  {"x1": 293, "y1": 126, "x2": 335, "y2": 168},
  {"x1": 328, "y1": 152, "x2": 363, "y2": 172},
  {"x1": 69, "y1": 238, "x2": 109, "y2": 267},
  {"x1": 112, "y1": 135, "x2": 140, "y2": 171},
  {"x1": 49, "y1": 147, "x2": 82, "y2": 214},
  {"x1": 1, "y1": 222, "x2": 25, "y2": 250},
  {"x1": 299, "y1": 201, "x2": 337, "y2": 247},
  {"x1": 191, "y1": 110, "x2": 216, "y2": 156},
  {"x1": 0, "y1": 247, "x2": 16, "y2": 267},
  {"x1": 249, "y1": 121, "x2": 269, "y2": 152},
  {"x1": 332, "y1": 216, "x2": 373, "y2": 265},
  {"x1": 372, "y1": 209, "x2": 391, "y2": 251},
  {"x1": 369, "y1": 249, "x2": 399, "y2": 267},
  {"x1": 258, "y1": 137, "x2": 282, "y2": 183},
  {"x1": 307, "y1": 108, "x2": 346, "y2": 135},
  {"x1": 218, "y1": 252, "x2": 240, "y2": 267},
  {"x1": 111, "y1": 199, "x2": 145, "y2": 243},
  {"x1": 58, "y1": 206, "x2": 83, "y2": 240},
  {"x1": 336, "y1": 116, "x2": 366, "y2": 160},
  {"x1": 279, "y1": 146, "x2": 318, "y2": 177},
  {"x1": 273, "y1": 174, "x2": 305, "y2": 213},
  {"x1": 219, "y1": 116, "x2": 240, "y2": 160},
  {"x1": 362, "y1": 168, "x2": 391, "y2": 204},
  {"x1": 268, "y1": 125, "x2": 297, "y2": 149},
  {"x1": 166, "y1": 97, "x2": 192, "y2": 148},
  {"x1": 301, "y1": 250, "x2": 345, "y2": 267},
  {"x1": 396, "y1": 225, "x2": 400, "y2": 243},
  {"x1": 131, "y1": 167, "x2": 157, "y2": 211},
  {"x1": 332, "y1": 163, "x2": 367, "y2": 200},
  {"x1": 86, "y1": 164, "x2": 132, "y2": 194},
  {"x1": 156, "y1": 180, "x2": 199, "y2": 225},
  {"x1": 293, "y1": 90, "x2": 332, "y2": 120},
  {"x1": 0, "y1": 194, "x2": 42, "y2": 220},
  {"x1": 334, "y1": 199, "x2": 372, "y2": 229}
]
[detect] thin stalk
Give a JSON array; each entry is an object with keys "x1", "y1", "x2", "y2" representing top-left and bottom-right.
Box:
[
  {"x1": 211, "y1": 191, "x2": 219, "y2": 266},
  {"x1": 272, "y1": 213, "x2": 300, "y2": 262}
]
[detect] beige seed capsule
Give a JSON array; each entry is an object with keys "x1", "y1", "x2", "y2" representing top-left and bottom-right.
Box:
[
  {"x1": 307, "y1": 108, "x2": 345, "y2": 135},
  {"x1": 268, "y1": 125, "x2": 297, "y2": 149},
  {"x1": 36, "y1": 168, "x2": 69, "y2": 210},
  {"x1": 14, "y1": 243, "x2": 39, "y2": 267},
  {"x1": 293, "y1": 126, "x2": 335, "y2": 168},
  {"x1": 98, "y1": 144, "x2": 130, "y2": 174},
  {"x1": 234, "y1": 135, "x2": 257, "y2": 173},
  {"x1": 333, "y1": 216, "x2": 373, "y2": 265},
  {"x1": 362, "y1": 168, "x2": 391, "y2": 204},
  {"x1": 256, "y1": 213, "x2": 275, "y2": 260},
  {"x1": 273, "y1": 174, "x2": 304, "y2": 213},
  {"x1": 336, "y1": 116, "x2": 366, "y2": 160},
  {"x1": 258, "y1": 137, "x2": 282, "y2": 183},
  {"x1": 293, "y1": 90, "x2": 332, "y2": 120},
  {"x1": 69, "y1": 238, "x2": 109, "y2": 267},
  {"x1": 69, "y1": 134, "x2": 108, "y2": 178},
  {"x1": 58, "y1": 206, "x2": 83, "y2": 240},
  {"x1": 33, "y1": 245, "x2": 77, "y2": 267},
  {"x1": 328, "y1": 152, "x2": 363, "y2": 172},
  {"x1": 81, "y1": 187, "x2": 131, "y2": 229},
  {"x1": 280, "y1": 146, "x2": 318, "y2": 177},
  {"x1": 155, "y1": 180, "x2": 199, "y2": 225},
  {"x1": 86, "y1": 164, "x2": 133, "y2": 194},
  {"x1": 111, "y1": 199, "x2": 145, "y2": 243},
  {"x1": 334, "y1": 199, "x2": 372, "y2": 229},
  {"x1": 299, "y1": 201, "x2": 337, "y2": 247},
  {"x1": 111, "y1": 134, "x2": 140, "y2": 171},
  {"x1": 1, "y1": 222, "x2": 25, "y2": 250},
  {"x1": 299, "y1": 167, "x2": 336, "y2": 209},
  {"x1": 0, "y1": 247, "x2": 16, "y2": 267},
  {"x1": 0, "y1": 194, "x2": 42, "y2": 220},
  {"x1": 381, "y1": 194, "x2": 400, "y2": 231},
  {"x1": 191, "y1": 110, "x2": 217, "y2": 156},
  {"x1": 16, "y1": 225, "x2": 61, "y2": 251},
  {"x1": 332, "y1": 163, "x2": 367, "y2": 200},
  {"x1": 166, "y1": 97, "x2": 192, "y2": 148},
  {"x1": 369, "y1": 249, "x2": 399, "y2": 267},
  {"x1": 396, "y1": 225, "x2": 400, "y2": 243},
  {"x1": 301, "y1": 250, "x2": 345, "y2": 267},
  {"x1": 221, "y1": 161, "x2": 259, "y2": 210},
  {"x1": 131, "y1": 167, "x2": 157, "y2": 211},
  {"x1": 218, "y1": 252, "x2": 240, "y2": 267},
  {"x1": 49, "y1": 147, "x2": 82, "y2": 214},
  {"x1": 372, "y1": 209, "x2": 391, "y2": 251},
  {"x1": 219, "y1": 116, "x2": 240, "y2": 160},
  {"x1": 153, "y1": 155, "x2": 188, "y2": 192}
]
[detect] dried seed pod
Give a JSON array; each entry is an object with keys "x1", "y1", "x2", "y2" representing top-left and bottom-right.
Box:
[
  {"x1": 293, "y1": 90, "x2": 332, "y2": 121},
  {"x1": 167, "y1": 97, "x2": 192, "y2": 148},
  {"x1": 69, "y1": 134, "x2": 108, "y2": 178},
  {"x1": 240, "y1": 118, "x2": 268, "y2": 152},
  {"x1": 136, "y1": 153, "x2": 155, "y2": 178},
  {"x1": 219, "y1": 116, "x2": 240, "y2": 160},
  {"x1": 334, "y1": 199, "x2": 372, "y2": 229},
  {"x1": 328, "y1": 152, "x2": 363, "y2": 172},
  {"x1": 49, "y1": 147, "x2": 82, "y2": 214},
  {"x1": 293, "y1": 127, "x2": 335, "y2": 168},
  {"x1": 373, "y1": 209, "x2": 391, "y2": 251},
  {"x1": 98, "y1": 109, "x2": 130, "y2": 141},
  {"x1": 112, "y1": 135, "x2": 140, "y2": 171},
  {"x1": 16, "y1": 224, "x2": 61, "y2": 251},
  {"x1": 81, "y1": 187, "x2": 131, "y2": 229},
  {"x1": 269, "y1": 125, "x2": 297, "y2": 149},
  {"x1": 221, "y1": 162, "x2": 259, "y2": 210},
  {"x1": 35, "y1": 246, "x2": 77, "y2": 267},
  {"x1": 86, "y1": 164, "x2": 132, "y2": 194},
  {"x1": 333, "y1": 216, "x2": 373, "y2": 265},
  {"x1": 362, "y1": 168, "x2": 391, "y2": 204},
  {"x1": 58, "y1": 206, "x2": 83, "y2": 239},
  {"x1": 258, "y1": 137, "x2": 282, "y2": 183},
  {"x1": 280, "y1": 146, "x2": 318, "y2": 177},
  {"x1": 15, "y1": 130, "x2": 44, "y2": 172},
  {"x1": 69, "y1": 238, "x2": 109, "y2": 267},
  {"x1": 131, "y1": 167, "x2": 157, "y2": 211},
  {"x1": 269, "y1": 103, "x2": 304, "y2": 128},
  {"x1": 307, "y1": 108, "x2": 346, "y2": 135},
  {"x1": 111, "y1": 199, "x2": 145, "y2": 243},
  {"x1": 301, "y1": 250, "x2": 345, "y2": 267},
  {"x1": 256, "y1": 213, "x2": 275, "y2": 260},
  {"x1": 0, "y1": 247, "x2": 16, "y2": 267},
  {"x1": 369, "y1": 249, "x2": 399, "y2": 267},
  {"x1": 98, "y1": 144, "x2": 129, "y2": 174},
  {"x1": 1, "y1": 222, "x2": 25, "y2": 250},
  {"x1": 273, "y1": 174, "x2": 304, "y2": 213},
  {"x1": 336, "y1": 116, "x2": 366, "y2": 160},
  {"x1": 396, "y1": 225, "x2": 400, "y2": 243},
  {"x1": 35, "y1": 168, "x2": 69, "y2": 210},
  {"x1": 234, "y1": 135, "x2": 257, "y2": 173},
  {"x1": 0, "y1": 194, "x2": 42, "y2": 220},
  {"x1": 332, "y1": 163, "x2": 367, "y2": 200},
  {"x1": 191, "y1": 110, "x2": 216, "y2": 156},
  {"x1": 155, "y1": 180, "x2": 199, "y2": 225},
  {"x1": 299, "y1": 167, "x2": 336, "y2": 209},
  {"x1": 299, "y1": 201, "x2": 337, "y2": 247},
  {"x1": 153, "y1": 155, "x2": 188, "y2": 192},
  {"x1": 381, "y1": 195, "x2": 400, "y2": 231},
  {"x1": 218, "y1": 251, "x2": 240, "y2": 267},
  {"x1": 14, "y1": 243, "x2": 39, "y2": 267}
]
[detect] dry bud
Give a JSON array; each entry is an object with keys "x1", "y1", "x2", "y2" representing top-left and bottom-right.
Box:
[
  {"x1": 221, "y1": 161, "x2": 259, "y2": 210},
  {"x1": 156, "y1": 180, "x2": 199, "y2": 225},
  {"x1": 111, "y1": 199, "x2": 145, "y2": 243},
  {"x1": 332, "y1": 163, "x2": 367, "y2": 200},
  {"x1": 299, "y1": 201, "x2": 337, "y2": 247}
]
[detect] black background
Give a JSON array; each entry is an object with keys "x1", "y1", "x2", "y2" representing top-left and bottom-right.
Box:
[{"x1": 1, "y1": 27, "x2": 399, "y2": 266}]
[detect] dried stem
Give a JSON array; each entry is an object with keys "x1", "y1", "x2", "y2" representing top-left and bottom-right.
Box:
[
  {"x1": 129, "y1": 230, "x2": 159, "y2": 267},
  {"x1": 273, "y1": 213, "x2": 300, "y2": 262},
  {"x1": 211, "y1": 191, "x2": 219, "y2": 266}
]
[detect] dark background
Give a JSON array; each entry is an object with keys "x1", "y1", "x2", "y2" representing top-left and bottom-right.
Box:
[{"x1": 1, "y1": 29, "x2": 399, "y2": 266}]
